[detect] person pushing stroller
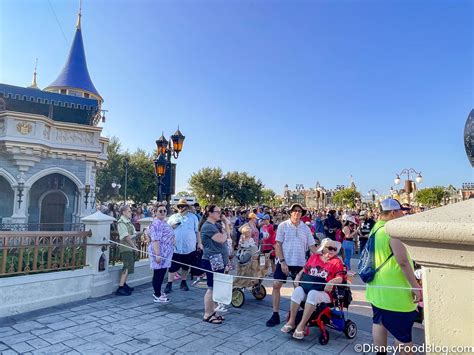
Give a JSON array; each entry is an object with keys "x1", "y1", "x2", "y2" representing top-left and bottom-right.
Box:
[{"x1": 281, "y1": 238, "x2": 345, "y2": 340}]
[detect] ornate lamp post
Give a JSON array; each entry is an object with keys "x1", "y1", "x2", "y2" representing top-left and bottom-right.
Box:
[
  {"x1": 84, "y1": 184, "x2": 91, "y2": 208},
  {"x1": 394, "y1": 169, "x2": 423, "y2": 205},
  {"x1": 123, "y1": 157, "x2": 129, "y2": 203},
  {"x1": 153, "y1": 153, "x2": 167, "y2": 204},
  {"x1": 154, "y1": 128, "x2": 185, "y2": 207},
  {"x1": 367, "y1": 189, "x2": 380, "y2": 205}
]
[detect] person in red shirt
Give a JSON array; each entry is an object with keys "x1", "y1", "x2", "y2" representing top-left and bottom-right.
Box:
[
  {"x1": 281, "y1": 238, "x2": 344, "y2": 340},
  {"x1": 261, "y1": 215, "x2": 276, "y2": 273}
]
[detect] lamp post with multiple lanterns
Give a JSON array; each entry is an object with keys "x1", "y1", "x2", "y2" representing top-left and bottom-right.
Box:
[
  {"x1": 153, "y1": 128, "x2": 185, "y2": 207},
  {"x1": 394, "y1": 169, "x2": 423, "y2": 205}
]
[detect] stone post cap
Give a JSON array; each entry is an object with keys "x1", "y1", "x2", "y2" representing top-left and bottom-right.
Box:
[
  {"x1": 138, "y1": 217, "x2": 154, "y2": 223},
  {"x1": 81, "y1": 211, "x2": 116, "y2": 224},
  {"x1": 385, "y1": 199, "x2": 474, "y2": 269}
]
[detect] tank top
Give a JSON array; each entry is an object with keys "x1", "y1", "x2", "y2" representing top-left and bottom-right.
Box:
[{"x1": 365, "y1": 220, "x2": 417, "y2": 312}]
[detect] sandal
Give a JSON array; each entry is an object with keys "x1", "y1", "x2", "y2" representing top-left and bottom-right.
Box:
[
  {"x1": 203, "y1": 312, "x2": 223, "y2": 324},
  {"x1": 281, "y1": 324, "x2": 295, "y2": 333},
  {"x1": 292, "y1": 330, "x2": 305, "y2": 340}
]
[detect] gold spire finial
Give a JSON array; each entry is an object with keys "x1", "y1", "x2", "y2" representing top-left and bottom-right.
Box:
[
  {"x1": 29, "y1": 58, "x2": 39, "y2": 89},
  {"x1": 76, "y1": 0, "x2": 82, "y2": 29}
]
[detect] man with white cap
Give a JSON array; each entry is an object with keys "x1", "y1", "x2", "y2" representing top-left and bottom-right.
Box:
[
  {"x1": 266, "y1": 203, "x2": 318, "y2": 327},
  {"x1": 365, "y1": 198, "x2": 421, "y2": 355}
]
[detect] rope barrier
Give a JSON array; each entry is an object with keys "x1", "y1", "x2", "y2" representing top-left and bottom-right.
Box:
[{"x1": 109, "y1": 240, "x2": 422, "y2": 291}]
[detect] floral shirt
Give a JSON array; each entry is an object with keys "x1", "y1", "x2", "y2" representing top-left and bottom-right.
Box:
[{"x1": 148, "y1": 219, "x2": 175, "y2": 269}]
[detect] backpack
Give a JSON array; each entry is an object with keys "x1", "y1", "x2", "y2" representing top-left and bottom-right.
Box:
[{"x1": 358, "y1": 226, "x2": 393, "y2": 283}]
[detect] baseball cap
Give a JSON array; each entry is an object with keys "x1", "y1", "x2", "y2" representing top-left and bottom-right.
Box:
[
  {"x1": 380, "y1": 198, "x2": 411, "y2": 211},
  {"x1": 262, "y1": 214, "x2": 270, "y2": 220}
]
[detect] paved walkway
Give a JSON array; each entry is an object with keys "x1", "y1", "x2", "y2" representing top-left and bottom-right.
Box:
[{"x1": 0, "y1": 274, "x2": 424, "y2": 355}]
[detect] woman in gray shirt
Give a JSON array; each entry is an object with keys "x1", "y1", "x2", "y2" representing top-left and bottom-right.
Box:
[{"x1": 199, "y1": 205, "x2": 227, "y2": 324}]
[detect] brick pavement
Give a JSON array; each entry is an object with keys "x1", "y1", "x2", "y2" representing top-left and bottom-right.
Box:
[{"x1": 0, "y1": 278, "x2": 422, "y2": 355}]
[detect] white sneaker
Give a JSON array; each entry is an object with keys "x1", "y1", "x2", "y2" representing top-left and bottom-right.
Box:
[
  {"x1": 153, "y1": 294, "x2": 170, "y2": 303},
  {"x1": 214, "y1": 303, "x2": 228, "y2": 313}
]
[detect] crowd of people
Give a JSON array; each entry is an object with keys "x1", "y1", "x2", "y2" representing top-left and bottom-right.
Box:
[{"x1": 105, "y1": 198, "x2": 422, "y2": 354}]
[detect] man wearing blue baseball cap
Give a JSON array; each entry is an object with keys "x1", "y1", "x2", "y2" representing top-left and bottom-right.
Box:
[{"x1": 365, "y1": 199, "x2": 421, "y2": 355}]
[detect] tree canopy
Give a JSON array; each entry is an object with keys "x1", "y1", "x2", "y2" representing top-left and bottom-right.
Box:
[
  {"x1": 188, "y1": 168, "x2": 271, "y2": 206},
  {"x1": 415, "y1": 186, "x2": 448, "y2": 207},
  {"x1": 332, "y1": 187, "x2": 361, "y2": 208},
  {"x1": 96, "y1": 137, "x2": 156, "y2": 204}
]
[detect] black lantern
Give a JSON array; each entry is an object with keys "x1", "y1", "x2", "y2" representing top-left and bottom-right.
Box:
[
  {"x1": 170, "y1": 127, "x2": 185, "y2": 158},
  {"x1": 154, "y1": 153, "x2": 167, "y2": 177},
  {"x1": 155, "y1": 133, "x2": 168, "y2": 156}
]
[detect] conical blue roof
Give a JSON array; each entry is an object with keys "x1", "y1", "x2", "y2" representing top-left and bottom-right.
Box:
[{"x1": 45, "y1": 26, "x2": 102, "y2": 101}]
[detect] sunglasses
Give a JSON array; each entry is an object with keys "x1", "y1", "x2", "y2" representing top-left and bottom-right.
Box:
[
  {"x1": 178, "y1": 205, "x2": 187, "y2": 209},
  {"x1": 326, "y1": 246, "x2": 338, "y2": 252},
  {"x1": 157, "y1": 209, "x2": 167, "y2": 213}
]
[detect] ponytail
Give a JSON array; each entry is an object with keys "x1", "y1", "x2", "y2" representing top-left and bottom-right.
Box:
[{"x1": 198, "y1": 204, "x2": 217, "y2": 232}]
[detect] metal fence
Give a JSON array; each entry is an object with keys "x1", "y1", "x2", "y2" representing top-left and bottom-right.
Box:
[
  {"x1": 108, "y1": 231, "x2": 150, "y2": 265},
  {"x1": 0, "y1": 223, "x2": 85, "y2": 232},
  {"x1": 0, "y1": 230, "x2": 91, "y2": 277}
]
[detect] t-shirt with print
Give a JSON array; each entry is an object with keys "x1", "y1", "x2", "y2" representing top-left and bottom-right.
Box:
[
  {"x1": 276, "y1": 219, "x2": 315, "y2": 267},
  {"x1": 301, "y1": 254, "x2": 344, "y2": 292},
  {"x1": 360, "y1": 218, "x2": 376, "y2": 236},
  {"x1": 261, "y1": 224, "x2": 276, "y2": 252},
  {"x1": 201, "y1": 221, "x2": 228, "y2": 265},
  {"x1": 167, "y1": 212, "x2": 199, "y2": 254}
]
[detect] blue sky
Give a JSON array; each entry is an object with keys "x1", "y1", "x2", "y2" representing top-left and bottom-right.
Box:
[{"x1": 1, "y1": 0, "x2": 472, "y2": 196}]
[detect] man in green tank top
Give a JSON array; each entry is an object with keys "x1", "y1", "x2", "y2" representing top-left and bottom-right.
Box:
[{"x1": 365, "y1": 199, "x2": 422, "y2": 355}]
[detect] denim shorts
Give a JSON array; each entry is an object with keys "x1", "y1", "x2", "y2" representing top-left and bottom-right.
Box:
[{"x1": 201, "y1": 259, "x2": 224, "y2": 288}]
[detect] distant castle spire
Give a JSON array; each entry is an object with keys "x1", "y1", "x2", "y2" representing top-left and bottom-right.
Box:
[
  {"x1": 76, "y1": 0, "x2": 82, "y2": 29},
  {"x1": 44, "y1": 1, "x2": 103, "y2": 102},
  {"x1": 28, "y1": 58, "x2": 39, "y2": 89}
]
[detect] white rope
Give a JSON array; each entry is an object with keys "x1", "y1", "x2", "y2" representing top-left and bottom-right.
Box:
[{"x1": 109, "y1": 240, "x2": 422, "y2": 291}]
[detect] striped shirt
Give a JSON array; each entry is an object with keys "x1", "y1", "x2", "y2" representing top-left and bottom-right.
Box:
[{"x1": 276, "y1": 219, "x2": 315, "y2": 267}]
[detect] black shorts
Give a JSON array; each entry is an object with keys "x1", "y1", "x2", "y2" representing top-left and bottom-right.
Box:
[
  {"x1": 372, "y1": 304, "x2": 418, "y2": 343},
  {"x1": 169, "y1": 252, "x2": 193, "y2": 273},
  {"x1": 274, "y1": 263, "x2": 303, "y2": 283}
]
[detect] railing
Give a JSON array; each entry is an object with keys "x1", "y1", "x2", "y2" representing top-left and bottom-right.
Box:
[
  {"x1": 0, "y1": 223, "x2": 85, "y2": 232},
  {"x1": 108, "y1": 231, "x2": 150, "y2": 265},
  {"x1": 0, "y1": 230, "x2": 92, "y2": 277}
]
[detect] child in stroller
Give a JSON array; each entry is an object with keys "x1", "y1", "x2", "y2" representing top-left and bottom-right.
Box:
[{"x1": 281, "y1": 238, "x2": 357, "y2": 344}]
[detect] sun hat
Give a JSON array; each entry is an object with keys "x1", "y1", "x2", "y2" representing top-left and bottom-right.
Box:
[
  {"x1": 380, "y1": 198, "x2": 410, "y2": 211},
  {"x1": 346, "y1": 215, "x2": 357, "y2": 225},
  {"x1": 317, "y1": 238, "x2": 342, "y2": 254},
  {"x1": 289, "y1": 203, "x2": 307, "y2": 216},
  {"x1": 177, "y1": 199, "x2": 189, "y2": 207}
]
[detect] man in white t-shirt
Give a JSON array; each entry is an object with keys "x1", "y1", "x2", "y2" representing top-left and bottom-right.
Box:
[
  {"x1": 266, "y1": 203, "x2": 318, "y2": 327},
  {"x1": 164, "y1": 199, "x2": 202, "y2": 293}
]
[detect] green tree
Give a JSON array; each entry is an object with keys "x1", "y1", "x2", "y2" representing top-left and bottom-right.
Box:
[
  {"x1": 188, "y1": 167, "x2": 224, "y2": 205},
  {"x1": 96, "y1": 137, "x2": 124, "y2": 202},
  {"x1": 261, "y1": 188, "x2": 277, "y2": 205},
  {"x1": 96, "y1": 137, "x2": 157, "y2": 204},
  {"x1": 415, "y1": 186, "x2": 448, "y2": 207},
  {"x1": 126, "y1": 149, "x2": 156, "y2": 204},
  {"x1": 188, "y1": 168, "x2": 264, "y2": 206},
  {"x1": 332, "y1": 188, "x2": 361, "y2": 208}
]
